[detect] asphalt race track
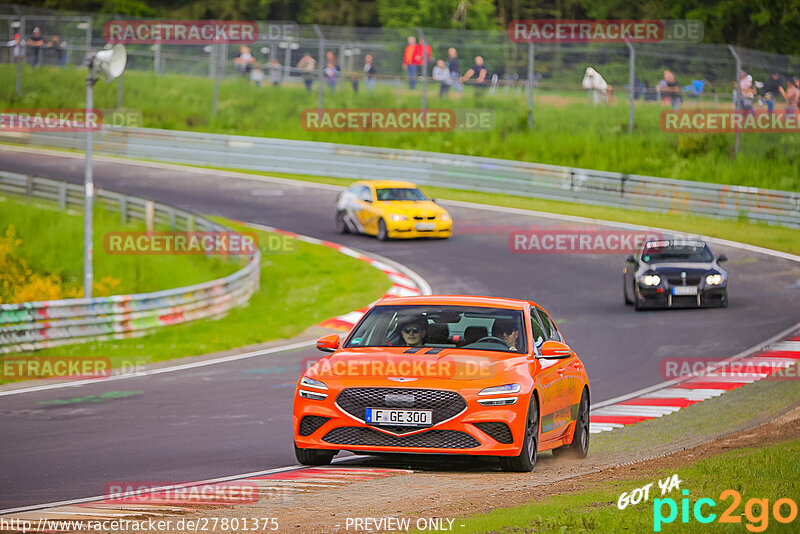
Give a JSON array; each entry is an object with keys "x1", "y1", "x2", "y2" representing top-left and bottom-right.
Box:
[{"x1": 1, "y1": 148, "x2": 799, "y2": 509}]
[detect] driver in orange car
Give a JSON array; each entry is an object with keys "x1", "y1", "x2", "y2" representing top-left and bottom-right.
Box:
[
  {"x1": 492, "y1": 319, "x2": 520, "y2": 351},
  {"x1": 399, "y1": 317, "x2": 427, "y2": 347}
]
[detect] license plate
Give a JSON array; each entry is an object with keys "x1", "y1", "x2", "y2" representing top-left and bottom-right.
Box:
[
  {"x1": 415, "y1": 223, "x2": 435, "y2": 231},
  {"x1": 672, "y1": 286, "x2": 698, "y2": 296},
  {"x1": 365, "y1": 408, "x2": 432, "y2": 426}
]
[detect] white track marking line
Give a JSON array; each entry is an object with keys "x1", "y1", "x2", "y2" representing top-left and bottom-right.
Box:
[
  {"x1": 640, "y1": 388, "x2": 727, "y2": 401},
  {"x1": 0, "y1": 457, "x2": 375, "y2": 515},
  {"x1": 0, "y1": 340, "x2": 315, "y2": 398},
  {"x1": 591, "y1": 405, "x2": 682, "y2": 417}
]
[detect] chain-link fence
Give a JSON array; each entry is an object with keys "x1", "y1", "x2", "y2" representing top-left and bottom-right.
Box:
[{"x1": 3, "y1": 8, "x2": 800, "y2": 159}]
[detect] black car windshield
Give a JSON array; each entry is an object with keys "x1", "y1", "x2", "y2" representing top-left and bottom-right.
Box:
[
  {"x1": 345, "y1": 305, "x2": 527, "y2": 353},
  {"x1": 376, "y1": 188, "x2": 427, "y2": 202},
  {"x1": 641, "y1": 240, "x2": 714, "y2": 263}
]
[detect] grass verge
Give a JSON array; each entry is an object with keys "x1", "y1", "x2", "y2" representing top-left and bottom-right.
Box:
[
  {"x1": 456, "y1": 438, "x2": 800, "y2": 533},
  {"x1": 1, "y1": 210, "x2": 392, "y2": 383},
  {"x1": 0, "y1": 195, "x2": 240, "y2": 296},
  {"x1": 2, "y1": 64, "x2": 798, "y2": 191},
  {"x1": 202, "y1": 167, "x2": 800, "y2": 257}
]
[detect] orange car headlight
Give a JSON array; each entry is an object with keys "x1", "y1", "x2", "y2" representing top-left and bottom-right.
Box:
[{"x1": 478, "y1": 383, "x2": 521, "y2": 396}]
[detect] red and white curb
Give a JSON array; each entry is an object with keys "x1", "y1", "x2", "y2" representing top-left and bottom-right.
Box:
[
  {"x1": 244, "y1": 224, "x2": 431, "y2": 333},
  {"x1": 0, "y1": 466, "x2": 412, "y2": 530},
  {"x1": 588, "y1": 334, "x2": 800, "y2": 434}
]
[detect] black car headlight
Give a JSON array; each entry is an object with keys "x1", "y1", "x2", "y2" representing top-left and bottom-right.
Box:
[
  {"x1": 640, "y1": 274, "x2": 661, "y2": 286},
  {"x1": 705, "y1": 274, "x2": 724, "y2": 285}
]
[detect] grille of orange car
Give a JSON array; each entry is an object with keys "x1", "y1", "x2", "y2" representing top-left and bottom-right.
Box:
[
  {"x1": 322, "y1": 427, "x2": 480, "y2": 448},
  {"x1": 473, "y1": 422, "x2": 514, "y2": 444},
  {"x1": 336, "y1": 388, "x2": 467, "y2": 433},
  {"x1": 299, "y1": 415, "x2": 330, "y2": 436}
]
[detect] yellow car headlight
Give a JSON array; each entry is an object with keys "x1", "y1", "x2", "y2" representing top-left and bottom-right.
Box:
[
  {"x1": 439, "y1": 213, "x2": 451, "y2": 222},
  {"x1": 389, "y1": 214, "x2": 408, "y2": 222}
]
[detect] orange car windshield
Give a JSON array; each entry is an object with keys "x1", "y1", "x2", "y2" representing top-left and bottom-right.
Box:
[{"x1": 344, "y1": 305, "x2": 527, "y2": 353}]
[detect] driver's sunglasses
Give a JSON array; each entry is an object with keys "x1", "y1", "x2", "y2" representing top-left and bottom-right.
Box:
[{"x1": 402, "y1": 327, "x2": 421, "y2": 334}]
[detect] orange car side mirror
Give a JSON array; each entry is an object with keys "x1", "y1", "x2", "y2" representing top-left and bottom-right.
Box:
[
  {"x1": 316, "y1": 334, "x2": 340, "y2": 353},
  {"x1": 540, "y1": 340, "x2": 573, "y2": 359}
]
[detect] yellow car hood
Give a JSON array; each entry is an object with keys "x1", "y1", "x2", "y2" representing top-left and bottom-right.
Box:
[{"x1": 376, "y1": 200, "x2": 449, "y2": 217}]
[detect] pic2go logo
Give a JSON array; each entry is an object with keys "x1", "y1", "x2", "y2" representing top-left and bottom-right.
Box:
[{"x1": 654, "y1": 489, "x2": 798, "y2": 532}]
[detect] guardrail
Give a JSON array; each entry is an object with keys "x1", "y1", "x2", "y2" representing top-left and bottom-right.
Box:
[
  {"x1": 10, "y1": 127, "x2": 800, "y2": 228},
  {"x1": 0, "y1": 171, "x2": 261, "y2": 354}
]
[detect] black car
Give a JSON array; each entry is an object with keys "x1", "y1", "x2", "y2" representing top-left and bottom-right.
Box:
[{"x1": 623, "y1": 239, "x2": 728, "y2": 311}]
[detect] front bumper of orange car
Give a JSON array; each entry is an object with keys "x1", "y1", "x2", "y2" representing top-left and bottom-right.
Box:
[{"x1": 293, "y1": 386, "x2": 528, "y2": 456}]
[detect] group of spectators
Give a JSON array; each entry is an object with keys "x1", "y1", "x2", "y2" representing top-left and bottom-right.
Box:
[
  {"x1": 7, "y1": 27, "x2": 67, "y2": 67},
  {"x1": 233, "y1": 36, "x2": 490, "y2": 97},
  {"x1": 597, "y1": 66, "x2": 800, "y2": 115},
  {"x1": 403, "y1": 36, "x2": 489, "y2": 96},
  {"x1": 733, "y1": 71, "x2": 800, "y2": 115}
]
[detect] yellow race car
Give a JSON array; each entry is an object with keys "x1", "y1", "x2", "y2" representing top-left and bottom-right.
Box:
[{"x1": 335, "y1": 180, "x2": 452, "y2": 240}]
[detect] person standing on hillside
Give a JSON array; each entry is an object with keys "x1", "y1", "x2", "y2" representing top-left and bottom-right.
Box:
[
  {"x1": 297, "y1": 54, "x2": 316, "y2": 92},
  {"x1": 402, "y1": 36, "x2": 418, "y2": 89}
]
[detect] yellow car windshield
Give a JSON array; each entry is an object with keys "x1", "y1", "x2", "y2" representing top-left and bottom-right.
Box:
[{"x1": 376, "y1": 188, "x2": 427, "y2": 201}]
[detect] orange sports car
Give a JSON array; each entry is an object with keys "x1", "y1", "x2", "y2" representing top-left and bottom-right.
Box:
[{"x1": 293, "y1": 295, "x2": 590, "y2": 472}]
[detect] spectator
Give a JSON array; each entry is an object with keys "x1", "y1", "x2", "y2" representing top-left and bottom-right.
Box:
[
  {"x1": 447, "y1": 47, "x2": 462, "y2": 93},
  {"x1": 267, "y1": 59, "x2": 282, "y2": 86},
  {"x1": 416, "y1": 38, "x2": 431, "y2": 75},
  {"x1": 26, "y1": 27, "x2": 45, "y2": 67},
  {"x1": 780, "y1": 77, "x2": 800, "y2": 117},
  {"x1": 581, "y1": 67, "x2": 609, "y2": 105},
  {"x1": 402, "y1": 36, "x2": 418, "y2": 89},
  {"x1": 234, "y1": 45, "x2": 255, "y2": 75},
  {"x1": 323, "y1": 51, "x2": 340, "y2": 92},
  {"x1": 761, "y1": 72, "x2": 783, "y2": 114},
  {"x1": 363, "y1": 54, "x2": 377, "y2": 91},
  {"x1": 46, "y1": 34, "x2": 67, "y2": 67},
  {"x1": 432, "y1": 59, "x2": 452, "y2": 97},
  {"x1": 461, "y1": 56, "x2": 489, "y2": 93},
  {"x1": 250, "y1": 64, "x2": 264, "y2": 87},
  {"x1": 662, "y1": 70, "x2": 682, "y2": 110},
  {"x1": 735, "y1": 72, "x2": 756, "y2": 113},
  {"x1": 297, "y1": 54, "x2": 316, "y2": 92},
  {"x1": 7, "y1": 33, "x2": 24, "y2": 65}
]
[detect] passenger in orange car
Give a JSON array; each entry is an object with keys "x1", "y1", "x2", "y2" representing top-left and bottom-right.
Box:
[
  {"x1": 399, "y1": 317, "x2": 427, "y2": 347},
  {"x1": 493, "y1": 319, "x2": 520, "y2": 351}
]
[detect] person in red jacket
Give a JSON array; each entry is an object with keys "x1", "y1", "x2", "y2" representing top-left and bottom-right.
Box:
[{"x1": 402, "y1": 36, "x2": 418, "y2": 89}]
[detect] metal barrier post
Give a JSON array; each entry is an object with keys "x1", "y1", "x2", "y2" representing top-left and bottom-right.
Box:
[
  {"x1": 527, "y1": 42, "x2": 534, "y2": 128},
  {"x1": 626, "y1": 39, "x2": 635, "y2": 134},
  {"x1": 728, "y1": 45, "x2": 742, "y2": 158},
  {"x1": 418, "y1": 28, "x2": 427, "y2": 113},
  {"x1": 84, "y1": 72, "x2": 95, "y2": 298},
  {"x1": 16, "y1": 16, "x2": 24, "y2": 96},
  {"x1": 212, "y1": 44, "x2": 219, "y2": 116},
  {"x1": 314, "y1": 25, "x2": 324, "y2": 116}
]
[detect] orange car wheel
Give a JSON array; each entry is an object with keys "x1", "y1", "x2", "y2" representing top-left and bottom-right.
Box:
[
  {"x1": 552, "y1": 388, "x2": 590, "y2": 459},
  {"x1": 294, "y1": 443, "x2": 336, "y2": 466},
  {"x1": 500, "y1": 395, "x2": 539, "y2": 472}
]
